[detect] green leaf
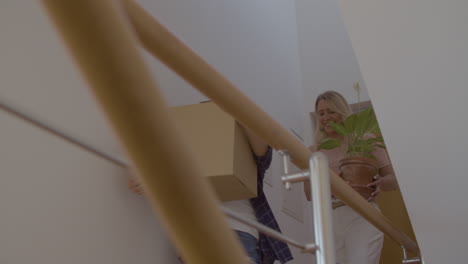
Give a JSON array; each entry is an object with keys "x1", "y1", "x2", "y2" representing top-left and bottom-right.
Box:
[
  {"x1": 366, "y1": 136, "x2": 384, "y2": 144},
  {"x1": 328, "y1": 107, "x2": 386, "y2": 158},
  {"x1": 354, "y1": 110, "x2": 370, "y2": 137},
  {"x1": 367, "y1": 120, "x2": 379, "y2": 134},
  {"x1": 343, "y1": 114, "x2": 357, "y2": 136},
  {"x1": 348, "y1": 137, "x2": 377, "y2": 156},
  {"x1": 329, "y1": 121, "x2": 349, "y2": 137},
  {"x1": 364, "y1": 109, "x2": 377, "y2": 133},
  {"x1": 374, "y1": 143, "x2": 386, "y2": 149},
  {"x1": 366, "y1": 109, "x2": 382, "y2": 135},
  {"x1": 317, "y1": 138, "x2": 341, "y2": 150}
]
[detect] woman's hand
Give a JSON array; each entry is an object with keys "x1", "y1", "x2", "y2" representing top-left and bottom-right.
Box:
[
  {"x1": 366, "y1": 175, "x2": 383, "y2": 201},
  {"x1": 367, "y1": 169, "x2": 398, "y2": 201},
  {"x1": 128, "y1": 175, "x2": 144, "y2": 195},
  {"x1": 341, "y1": 180, "x2": 376, "y2": 201},
  {"x1": 366, "y1": 166, "x2": 398, "y2": 200}
]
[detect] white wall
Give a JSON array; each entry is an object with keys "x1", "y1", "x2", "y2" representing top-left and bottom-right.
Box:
[
  {"x1": 295, "y1": 0, "x2": 370, "y2": 146},
  {"x1": 0, "y1": 1, "x2": 121, "y2": 157},
  {"x1": 1, "y1": 0, "x2": 314, "y2": 263},
  {"x1": 0, "y1": 106, "x2": 178, "y2": 264},
  {"x1": 0, "y1": 1, "x2": 178, "y2": 263},
  {"x1": 338, "y1": 1, "x2": 468, "y2": 263},
  {"x1": 295, "y1": 0, "x2": 370, "y2": 113},
  {"x1": 140, "y1": 0, "x2": 306, "y2": 135}
]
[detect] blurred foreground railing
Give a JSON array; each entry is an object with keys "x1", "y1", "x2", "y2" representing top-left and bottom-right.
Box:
[{"x1": 37, "y1": 0, "x2": 420, "y2": 263}]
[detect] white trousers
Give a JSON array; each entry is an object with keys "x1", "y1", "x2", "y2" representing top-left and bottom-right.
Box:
[{"x1": 333, "y1": 204, "x2": 384, "y2": 264}]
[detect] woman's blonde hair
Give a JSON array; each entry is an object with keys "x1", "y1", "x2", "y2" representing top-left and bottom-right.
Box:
[{"x1": 314, "y1": 91, "x2": 352, "y2": 143}]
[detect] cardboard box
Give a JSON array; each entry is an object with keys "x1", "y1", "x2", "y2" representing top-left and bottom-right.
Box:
[{"x1": 171, "y1": 102, "x2": 257, "y2": 201}]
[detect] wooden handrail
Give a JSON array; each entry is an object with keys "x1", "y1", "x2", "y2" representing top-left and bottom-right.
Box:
[
  {"x1": 40, "y1": 1, "x2": 248, "y2": 263},
  {"x1": 123, "y1": 0, "x2": 419, "y2": 253}
]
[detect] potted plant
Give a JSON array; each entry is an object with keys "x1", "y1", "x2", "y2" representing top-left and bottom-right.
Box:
[{"x1": 317, "y1": 108, "x2": 386, "y2": 199}]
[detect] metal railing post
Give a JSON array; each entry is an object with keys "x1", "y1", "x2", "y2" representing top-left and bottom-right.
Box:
[
  {"x1": 310, "y1": 152, "x2": 335, "y2": 264},
  {"x1": 280, "y1": 151, "x2": 335, "y2": 263},
  {"x1": 402, "y1": 246, "x2": 422, "y2": 264}
]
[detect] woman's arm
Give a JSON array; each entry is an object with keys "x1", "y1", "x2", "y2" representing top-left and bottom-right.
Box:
[
  {"x1": 367, "y1": 164, "x2": 398, "y2": 199},
  {"x1": 242, "y1": 125, "x2": 269, "y2": 157}
]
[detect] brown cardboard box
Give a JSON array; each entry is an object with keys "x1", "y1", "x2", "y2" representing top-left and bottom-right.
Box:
[{"x1": 171, "y1": 102, "x2": 257, "y2": 201}]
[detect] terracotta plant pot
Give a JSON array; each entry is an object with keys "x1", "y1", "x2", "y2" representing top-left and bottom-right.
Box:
[{"x1": 339, "y1": 156, "x2": 378, "y2": 200}]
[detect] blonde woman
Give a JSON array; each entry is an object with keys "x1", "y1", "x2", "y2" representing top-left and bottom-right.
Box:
[{"x1": 305, "y1": 91, "x2": 397, "y2": 264}]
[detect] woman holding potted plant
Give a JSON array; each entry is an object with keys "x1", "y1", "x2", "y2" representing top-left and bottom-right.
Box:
[{"x1": 305, "y1": 90, "x2": 397, "y2": 264}]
